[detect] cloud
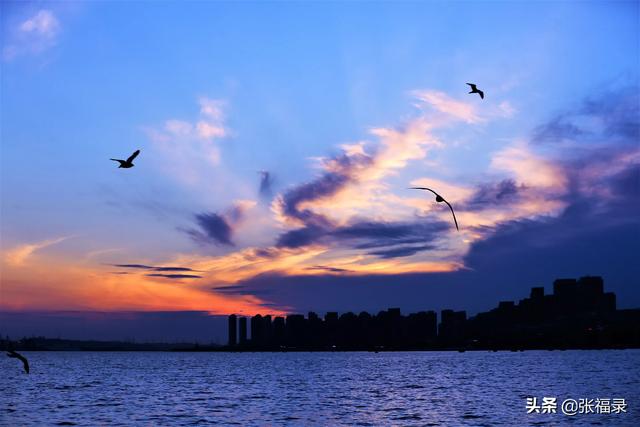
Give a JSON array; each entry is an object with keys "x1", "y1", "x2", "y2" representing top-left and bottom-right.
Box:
[
  {"x1": 490, "y1": 142, "x2": 566, "y2": 190},
  {"x1": 412, "y1": 90, "x2": 482, "y2": 124},
  {"x1": 533, "y1": 86, "x2": 639, "y2": 145},
  {"x1": 211, "y1": 158, "x2": 640, "y2": 315},
  {"x1": 367, "y1": 243, "x2": 437, "y2": 259},
  {"x1": 144, "y1": 97, "x2": 228, "y2": 185},
  {"x1": 146, "y1": 274, "x2": 202, "y2": 280},
  {"x1": 184, "y1": 200, "x2": 255, "y2": 246},
  {"x1": 462, "y1": 179, "x2": 527, "y2": 210},
  {"x1": 276, "y1": 218, "x2": 450, "y2": 260},
  {"x1": 20, "y1": 10, "x2": 60, "y2": 36},
  {"x1": 275, "y1": 150, "x2": 373, "y2": 227},
  {"x1": 305, "y1": 265, "x2": 351, "y2": 273},
  {"x1": 3, "y1": 10, "x2": 60, "y2": 61},
  {"x1": 4, "y1": 236, "x2": 70, "y2": 266},
  {"x1": 258, "y1": 171, "x2": 274, "y2": 200},
  {"x1": 191, "y1": 85, "x2": 638, "y2": 313},
  {"x1": 111, "y1": 264, "x2": 200, "y2": 273},
  {"x1": 187, "y1": 212, "x2": 234, "y2": 246}
]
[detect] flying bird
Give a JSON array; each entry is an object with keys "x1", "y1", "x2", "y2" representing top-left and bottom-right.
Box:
[
  {"x1": 110, "y1": 149, "x2": 140, "y2": 168},
  {"x1": 466, "y1": 83, "x2": 484, "y2": 99},
  {"x1": 7, "y1": 350, "x2": 29, "y2": 374},
  {"x1": 410, "y1": 187, "x2": 459, "y2": 231}
]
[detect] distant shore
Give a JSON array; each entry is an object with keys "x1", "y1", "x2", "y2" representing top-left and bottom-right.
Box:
[{"x1": 2, "y1": 337, "x2": 638, "y2": 352}]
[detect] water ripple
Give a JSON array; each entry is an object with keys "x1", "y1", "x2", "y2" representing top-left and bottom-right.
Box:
[{"x1": 1, "y1": 350, "x2": 639, "y2": 426}]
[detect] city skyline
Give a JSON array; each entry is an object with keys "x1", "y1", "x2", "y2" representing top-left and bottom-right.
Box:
[
  {"x1": 225, "y1": 276, "x2": 638, "y2": 350},
  {"x1": 1, "y1": 3, "x2": 638, "y2": 335}
]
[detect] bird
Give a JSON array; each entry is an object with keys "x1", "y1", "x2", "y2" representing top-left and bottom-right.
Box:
[
  {"x1": 110, "y1": 149, "x2": 140, "y2": 168},
  {"x1": 7, "y1": 350, "x2": 29, "y2": 374},
  {"x1": 410, "y1": 187, "x2": 459, "y2": 231},
  {"x1": 466, "y1": 83, "x2": 484, "y2": 99}
]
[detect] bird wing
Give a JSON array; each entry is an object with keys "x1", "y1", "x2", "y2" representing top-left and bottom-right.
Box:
[
  {"x1": 7, "y1": 351, "x2": 29, "y2": 373},
  {"x1": 17, "y1": 354, "x2": 29, "y2": 373},
  {"x1": 443, "y1": 200, "x2": 460, "y2": 231},
  {"x1": 110, "y1": 159, "x2": 125, "y2": 164},
  {"x1": 466, "y1": 83, "x2": 477, "y2": 90},
  {"x1": 126, "y1": 150, "x2": 140, "y2": 163},
  {"x1": 478, "y1": 90, "x2": 484, "y2": 99},
  {"x1": 409, "y1": 187, "x2": 440, "y2": 198}
]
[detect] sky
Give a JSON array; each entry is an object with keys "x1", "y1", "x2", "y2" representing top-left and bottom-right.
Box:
[{"x1": 1, "y1": 1, "x2": 639, "y2": 341}]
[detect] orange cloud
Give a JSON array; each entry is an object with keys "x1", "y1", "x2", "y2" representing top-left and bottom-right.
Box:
[
  {"x1": 0, "y1": 255, "x2": 280, "y2": 315},
  {"x1": 4, "y1": 236, "x2": 71, "y2": 266}
]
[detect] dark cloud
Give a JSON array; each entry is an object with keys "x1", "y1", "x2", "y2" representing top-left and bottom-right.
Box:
[
  {"x1": 532, "y1": 115, "x2": 585, "y2": 144},
  {"x1": 279, "y1": 151, "x2": 373, "y2": 227},
  {"x1": 186, "y1": 212, "x2": 234, "y2": 246},
  {"x1": 608, "y1": 164, "x2": 640, "y2": 196},
  {"x1": 272, "y1": 147, "x2": 450, "y2": 258},
  {"x1": 113, "y1": 264, "x2": 154, "y2": 269},
  {"x1": 111, "y1": 264, "x2": 199, "y2": 273},
  {"x1": 146, "y1": 273, "x2": 202, "y2": 280},
  {"x1": 276, "y1": 219, "x2": 450, "y2": 259},
  {"x1": 276, "y1": 225, "x2": 325, "y2": 248},
  {"x1": 184, "y1": 202, "x2": 253, "y2": 247},
  {"x1": 582, "y1": 87, "x2": 640, "y2": 140},
  {"x1": 533, "y1": 86, "x2": 639, "y2": 144},
  {"x1": 463, "y1": 179, "x2": 526, "y2": 210},
  {"x1": 217, "y1": 152, "x2": 640, "y2": 315},
  {"x1": 212, "y1": 285, "x2": 274, "y2": 297},
  {"x1": 220, "y1": 193, "x2": 639, "y2": 316},
  {"x1": 258, "y1": 171, "x2": 274, "y2": 200},
  {"x1": 153, "y1": 267, "x2": 198, "y2": 272},
  {"x1": 305, "y1": 265, "x2": 351, "y2": 273},
  {"x1": 367, "y1": 243, "x2": 436, "y2": 259}
]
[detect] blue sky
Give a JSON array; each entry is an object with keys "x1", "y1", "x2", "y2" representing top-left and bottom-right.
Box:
[{"x1": 1, "y1": 1, "x2": 638, "y2": 333}]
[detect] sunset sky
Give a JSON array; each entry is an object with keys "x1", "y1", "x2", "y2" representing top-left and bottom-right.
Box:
[{"x1": 1, "y1": 1, "x2": 638, "y2": 340}]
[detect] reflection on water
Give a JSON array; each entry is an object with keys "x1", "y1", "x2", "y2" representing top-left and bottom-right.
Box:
[{"x1": 2, "y1": 350, "x2": 639, "y2": 426}]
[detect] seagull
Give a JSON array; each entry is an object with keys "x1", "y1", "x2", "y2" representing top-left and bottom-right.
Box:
[
  {"x1": 7, "y1": 350, "x2": 29, "y2": 374},
  {"x1": 110, "y1": 149, "x2": 140, "y2": 168},
  {"x1": 410, "y1": 187, "x2": 459, "y2": 231},
  {"x1": 466, "y1": 83, "x2": 484, "y2": 99}
]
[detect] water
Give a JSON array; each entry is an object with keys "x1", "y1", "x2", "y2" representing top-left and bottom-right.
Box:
[{"x1": 1, "y1": 350, "x2": 638, "y2": 426}]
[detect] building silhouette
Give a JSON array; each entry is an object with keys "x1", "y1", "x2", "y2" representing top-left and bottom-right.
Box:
[
  {"x1": 238, "y1": 317, "x2": 247, "y2": 345},
  {"x1": 228, "y1": 276, "x2": 640, "y2": 351},
  {"x1": 228, "y1": 314, "x2": 237, "y2": 347}
]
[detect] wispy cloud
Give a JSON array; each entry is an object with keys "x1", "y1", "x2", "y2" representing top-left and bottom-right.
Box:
[
  {"x1": 3, "y1": 9, "x2": 61, "y2": 61},
  {"x1": 4, "y1": 236, "x2": 70, "y2": 266},
  {"x1": 258, "y1": 171, "x2": 274, "y2": 200},
  {"x1": 412, "y1": 90, "x2": 483, "y2": 124},
  {"x1": 146, "y1": 273, "x2": 202, "y2": 280},
  {"x1": 111, "y1": 264, "x2": 200, "y2": 273},
  {"x1": 144, "y1": 97, "x2": 229, "y2": 185},
  {"x1": 532, "y1": 86, "x2": 639, "y2": 145}
]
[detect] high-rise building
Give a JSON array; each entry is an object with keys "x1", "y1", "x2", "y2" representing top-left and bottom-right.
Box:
[
  {"x1": 239, "y1": 317, "x2": 247, "y2": 345},
  {"x1": 228, "y1": 314, "x2": 237, "y2": 347},
  {"x1": 251, "y1": 314, "x2": 263, "y2": 344}
]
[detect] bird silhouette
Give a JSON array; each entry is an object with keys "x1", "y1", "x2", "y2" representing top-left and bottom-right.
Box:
[
  {"x1": 7, "y1": 350, "x2": 29, "y2": 374},
  {"x1": 410, "y1": 187, "x2": 459, "y2": 231},
  {"x1": 466, "y1": 83, "x2": 484, "y2": 99},
  {"x1": 110, "y1": 150, "x2": 140, "y2": 168}
]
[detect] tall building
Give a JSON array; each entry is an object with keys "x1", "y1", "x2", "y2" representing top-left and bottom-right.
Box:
[
  {"x1": 251, "y1": 314, "x2": 263, "y2": 345},
  {"x1": 239, "y1": 317, "x2": 247, "y2": 345},
  {"x1": 273, "y1": 317, "x2": 285, "y2": 345},
  {"x1": 228, "y1": 314, "x2": 237, "y2": 347}
]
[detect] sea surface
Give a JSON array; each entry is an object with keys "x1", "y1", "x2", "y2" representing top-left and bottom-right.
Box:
[{"x1": 1, "y1": 350, "x2": 638, "y2": 426}]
